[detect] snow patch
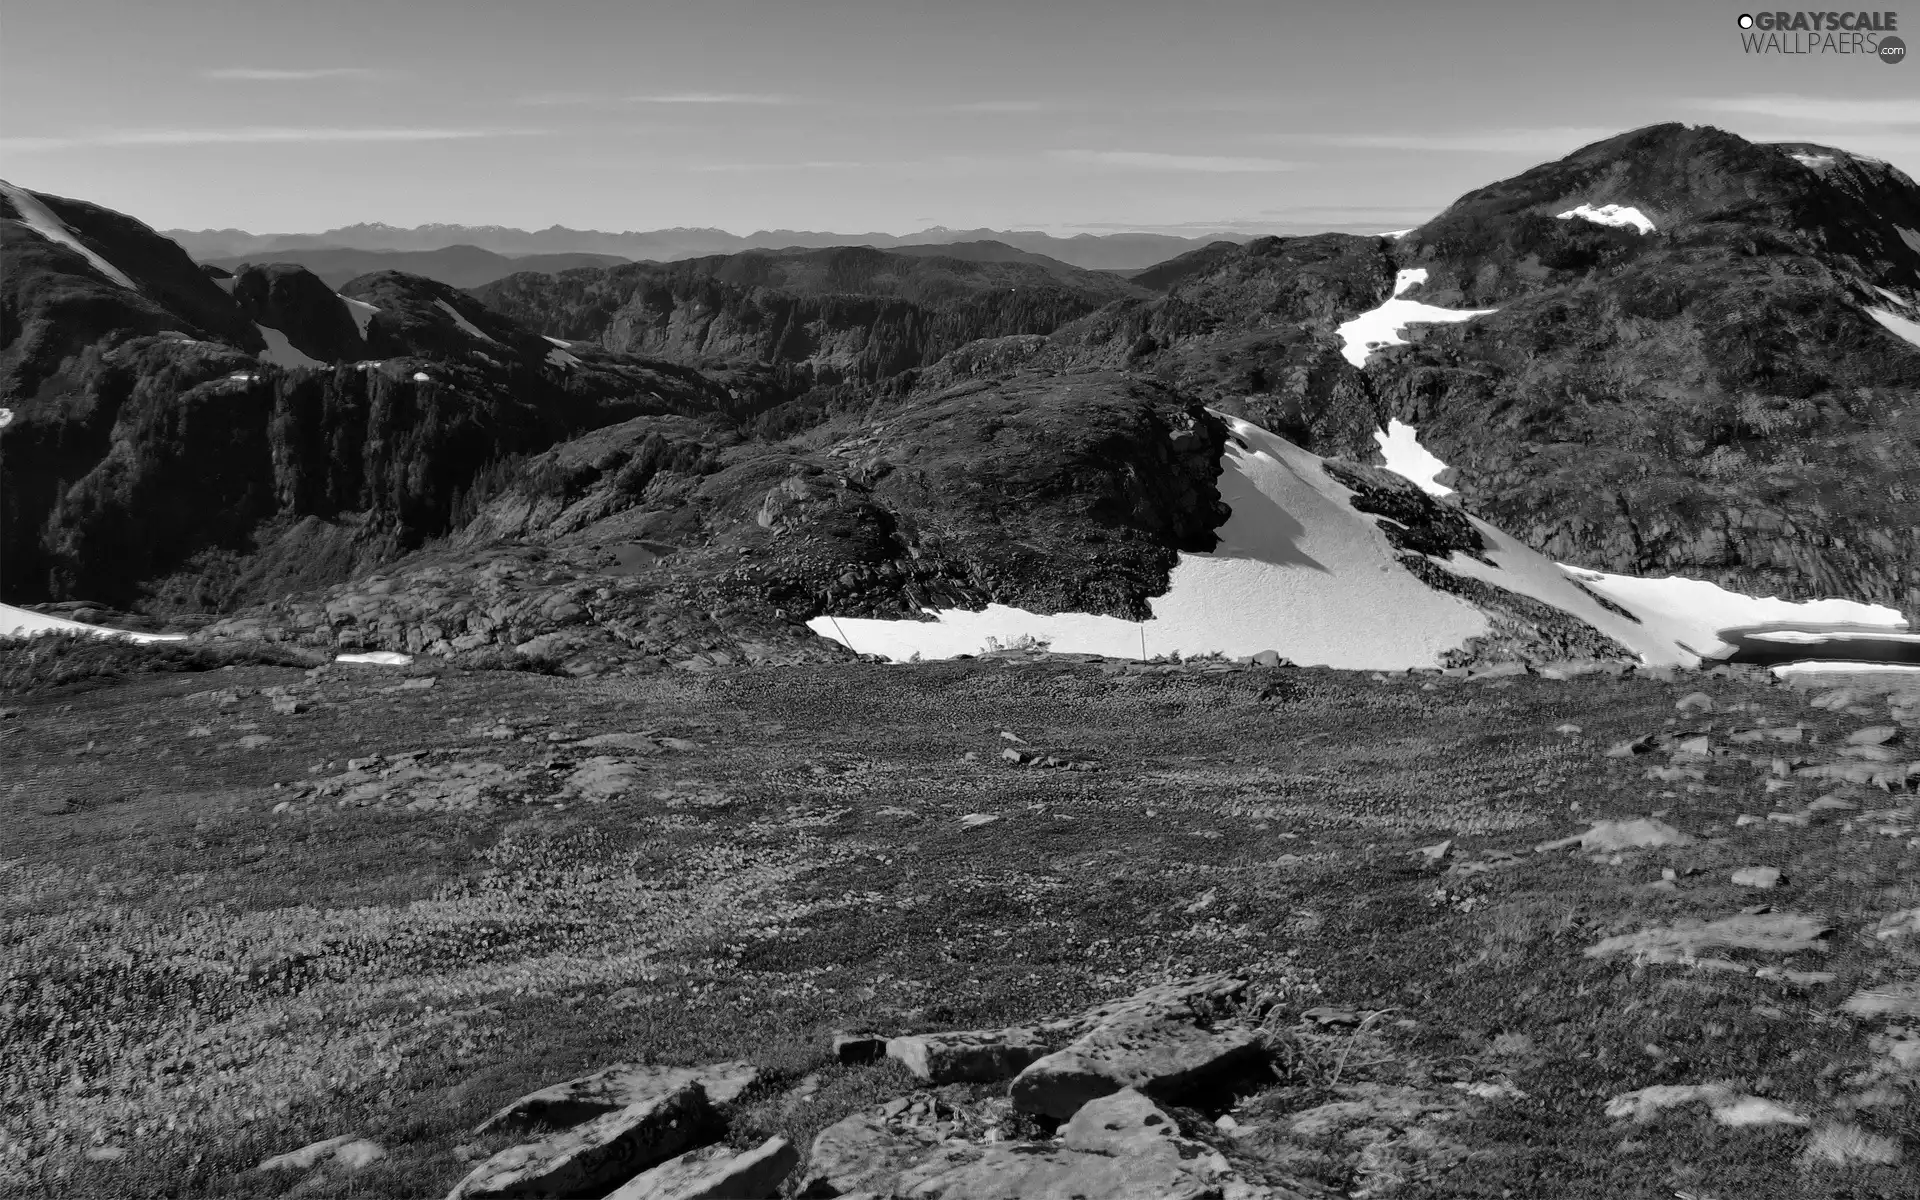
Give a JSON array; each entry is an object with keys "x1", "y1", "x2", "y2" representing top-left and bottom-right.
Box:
[
  {"x1": 1381, "y1": 228, "x2": 1413, "y2": 239},
  {"x1": 334, "y1": 651, "x2": 413, "y2": 666},
  {"x1": 339, "y1": 295, "x2": 379, "y2": 337},
  {"x1": 1873, "y1": 286, "x2": 1912, "y2": 308},
  {"x1": 1434, "y1": 525, "x2": 1697, "y2": 667},
  {"x1": 212, "y1": 275, "x2": 238, "y2": 294},
  {"x1": 1896, "y1": 226, "x2": 1920, "y2": 255},
  {"x1": 0, "y1": 603, "x2": 188, "y2": 644},
  {"x1": 1372, "y1": 420, "x2": 1454, "y2": 497},
  {"x1": 254, "y1": 324, "x2": 325, "y2": 369},
  {"x1": 412, "y1": 371, "x2": 431, "y2": 383},
  {"x1": 1556, "y1": 203, "x2": 1655, "y2": 234},
  {"x1": 1747, "y1": 629, "x2": 1920, "y2": 646},
  {"x1": 1557, "y1": 566, "x2": 1905, "y2": 663},
  {"x1": 1866, "y1": 305, "x2": 1920, "y2": 351},
  {"x1": 0, "y1": 178, "x2": 140, "y2": 290},
  {"x1": 1790, "y1": 153, "x2": 1836, "y2": 170},
  {"x1": 1771, "y1": 661, "x2": 1920, "y2": 679},
  {"x1": 1336, "y1": 270, "x2": 1496, "y2": 368},
  {"x1": 435, "y1": 299, "x2": 499, "y2": 345},
  {"x1": 545, "y1": 346, "x2": 581, "y2": 369}
]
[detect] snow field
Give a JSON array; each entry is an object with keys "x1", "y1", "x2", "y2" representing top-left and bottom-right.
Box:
[
  {"x1": 1335, "y1": 269, "x2": 1497, "y2": 368},
  {"x1": 1556, "y1": 203, "x2": 1655, "y2": 234}
]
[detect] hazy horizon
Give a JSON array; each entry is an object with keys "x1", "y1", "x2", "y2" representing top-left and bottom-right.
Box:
[{"x1": 7, "y1": 0, "x2": 1920, "y2": 237}]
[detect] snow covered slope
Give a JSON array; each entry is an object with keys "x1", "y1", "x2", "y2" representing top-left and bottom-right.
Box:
[
  {"x1": 810, "y1": 413, "x2": 1908, "y2": 670},
  {"x1": 812, "y1": 414, "x2": 1491, "y2": 667},
  {"x1": 0, "y1": 603, "x2": 187, "y2": 643},
  {"x1": 254, "y1": 324, "x2": 326, "y2": 368}
]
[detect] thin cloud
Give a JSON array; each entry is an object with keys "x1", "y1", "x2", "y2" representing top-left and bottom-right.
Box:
[
  {"x1": 1283, "y1": 126, "x2": 1617, "y2": 154},
  {"x1": 943, "y1": 100, "x2": 1052, "y2": 113},
  {"x1": 515, "y1": 91, "x2": 601, "y2": 107},
  {"x1": 688, "y1": 160, "x2": 866, "y2": 173},
  {"x1": 1050, "y1": 150, "x2": 1301, "y2": 173},
  {"x1": 1, "y1": 127, "x2": 543, "y2": 152},
  {"x1": 202, "y1": 67, "x2": 377, "y2": 82},
  {"x1": 1690, "y1": 95, "x2": 1920, "y2": 125},
  {"x1": 627, "y1": 92, "x2": 796, "y2": 105}
]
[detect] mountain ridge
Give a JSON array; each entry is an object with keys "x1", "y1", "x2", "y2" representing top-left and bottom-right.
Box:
[
  {"x1": 163, "y1": 222, "x2": 1261, "y2": 271},
  {"x1": 6, "y1": 121, "x2": 1919, "y2": 678}
]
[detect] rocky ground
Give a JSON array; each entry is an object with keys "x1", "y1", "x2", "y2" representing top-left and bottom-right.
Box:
[{"x1": 3, "y1": 647, "x2": 1919, "y2": 1198}]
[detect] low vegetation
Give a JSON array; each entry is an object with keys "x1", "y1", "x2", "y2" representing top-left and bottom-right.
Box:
[{"x1": 3, "y1": 655, "x2": 1916, "y2": 1196}]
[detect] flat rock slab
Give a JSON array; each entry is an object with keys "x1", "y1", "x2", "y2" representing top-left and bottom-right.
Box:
[
  {"x1": 891, "y1": 1090, "x2": 1251, "y2": 1200},
  {"x1": 477, "y1": 1061, "x2": 757, "y2": 1134},
  {"x1": 259, "y1": 1134, "x2": 357, "y2": 1173},
  {"x1": 886, "y1": 1029, "x2": 1049, "y2": 1084},
  {"x1": 449, "y1": 1084, "x2": 716, "y2": 1199},
  {"x1": 1535, "y1": 818, "x2": 1694, "y2": 854},
  {"x1": 1585, "y1": 912, "x2": 1833, "y2": 963},
  {"x1": 1040, "y1": 973, "x2": 1253, "y2": 1037},
  {"x1": 1011, "y1": 1019, "x2": 1268, "y2": 1119},
  {"x1": 1840, "y1": 981, "x2": 1920, "y2": 1018},
  {"x1": 798, "y1": 1113, "x2": 927, "y2": 1199},
  {"x1": 607, "y1": 1135, "x2": 797, "y2": 1199}
]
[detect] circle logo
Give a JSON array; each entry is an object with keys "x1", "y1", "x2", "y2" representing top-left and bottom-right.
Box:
[
  {"x1": 1881, "y1": 35, "x2": 1907, "y2": 63},
  {"x1": 1738, "y1": 13, "x2": 1754, "y2": 28}
]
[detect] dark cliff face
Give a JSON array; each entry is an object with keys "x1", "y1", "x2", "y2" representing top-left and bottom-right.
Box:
[
  {"x1": 0, "y1": 193, "x2": 770, "y2": 613},
  {"x1": 230, "y1": 264, "x2": 366, "y2": 363}
]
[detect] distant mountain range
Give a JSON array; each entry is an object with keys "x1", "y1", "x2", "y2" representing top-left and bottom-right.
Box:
[
  {"x1": 201, "y1": 245, "x2": 632, "y2": 290},
  {"x1": 165, "y1": 223, "x2": 1257, "y2": 272}
]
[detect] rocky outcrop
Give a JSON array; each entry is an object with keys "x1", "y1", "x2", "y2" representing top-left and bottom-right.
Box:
[
  {"x1": 884, "y1": 1030, "x2": 1049, "y2": 1085},
  {"x1": 800, "y1": 1089, "x2": 1319, "y2": 1200},
  {"x1": 476, "y1": 1061, "x2": 758, "y2": 1134},
  {"x1": 605, "y1": 1135, "x2": 796, "y2": 1200},
  {"x1": 447, "y1": 1083, "x2": 718, "y2": 1200}
]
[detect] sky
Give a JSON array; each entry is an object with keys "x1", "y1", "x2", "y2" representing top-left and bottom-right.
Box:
[{"x1": 5, "y1": 0, "x2": 1920, "y2": 236}]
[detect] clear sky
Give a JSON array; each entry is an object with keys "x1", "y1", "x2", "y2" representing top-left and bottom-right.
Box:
[{"x1": 5, "y1": 0, "x2": 1919, "y2": 235}]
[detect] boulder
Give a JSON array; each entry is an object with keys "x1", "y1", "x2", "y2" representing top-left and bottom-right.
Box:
[
  {"x1": 886, "y1": 1029, "x2": 1049, "y2": 1085},
  {"x1": 797, "y1": 1112, "x2": 926, "y2": 1198},
  {"x1": 606, "y1": 1136, "x2": 798, "y2": 1199},
  {"x1": 259, "y1": 1134, "x2": 355, "y2": 1172},
  {"x1": 448, "y1": 1084, "x2": 717, "y2": 1199},
  {"x1": 1011, "y1": 1020, "x2": 1268, "y2": 1120},
  {"x1": 889, "y1": 1090, "x2": 1252, "y2": 1199},
  {"x1": 476, "y1": 1061, "x2": 756, "y2": 1134}
]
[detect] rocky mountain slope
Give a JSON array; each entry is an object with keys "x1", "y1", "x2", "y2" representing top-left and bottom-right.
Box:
[
  {"x1": 7, "y1": 122, "x2": 1919, "y2": 674},
  {"x1": 203, "y1": 245, "x2": 631, "y2": 290},
  {"x1": 0, "y1": 183, "x2": 778, "y2": 616},
  {"x1": 795, "y1": 124, "x2": 1920, "y2": 624}
]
